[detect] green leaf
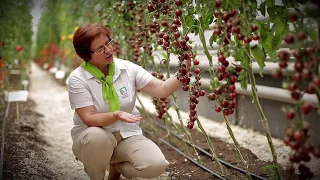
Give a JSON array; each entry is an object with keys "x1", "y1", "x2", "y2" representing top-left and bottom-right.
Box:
[
  {"x1": 237, "y1": 47, "x2": 249, "y2": 90},
  {"x1": 272, "y1": 35, "x2": 281, "y2": 50},
  {"x1": 261, "y1": 32, "x2": 277, "y2": 60},
  {"x1": 250, "y1": 0, "x2": 257, "y2": 11},
  {"x1": 297, "y1": 0, "x2": 308, "y2": 4},
  {"x1": 209, "y1": 34, "x2": 216, "y2": 48},
  {"x1": 265, "y1": 0, "x2": 274, "y2": 6},
  {"x1": 266, "y1": 0, "x2": 275, "y2": 16},
  {"x1": 272, "y1": 17, "x2": 289, "y2": 48},
  {"x1": 161, "y1": 52, "x2": 168, "y2": 60},
  {"x1": 260, "y1": 23, "x2": 270, "y2": 40},
  {"x1": 227, "y1": 0, "x2": 240, "y2": 7},
  {"x1": 308, "y1": 28, "x2": 317, "y2": 41},
  {"x1": 273, "y1": 17, "x2": 289, "y2": 37},
  {"x1": 260, "y1": 164, "x2": 277, "y2": 173},
  {"x1": 193, "y1": 19, "x2": 200, "y2": 35},
  {"x1": 185, "y1": 15, "x2": 194, "y2": 27},
  {"x1": 267, "y1": 6, "x2": 276, "y2": 16},
  {"x1": 204, "y1": 12, "x2": 213, "y2": 29},
  {"x1": 234, "y1": 46, "x2": 244, "y2": 62},
  {"x1": 251, "y1": 45, "x2": 266, "y2": 76},
  {"x1": 282, "y1": 0, "x2": 299, "y2": 7},
  {"x1": 259, "y1": 2, "x2": 266, "y2": 16},
  {"x1": 238, "y1": 70, "x2": 248, "y2": 90}
]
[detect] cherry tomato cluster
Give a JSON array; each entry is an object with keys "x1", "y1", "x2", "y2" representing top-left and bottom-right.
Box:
[
  {"x1": 147, "y1": 0, "x2": 205, "y2": 128},
  {"x1": 187, "y1": 80, "x2": 206, "y2": 129},
  {"x1": 272, "y1": 9, "x2": 320, "y2": 179},
  {"x1": 151, "y1": 71, "x2": 170, "y2": 119},
  {"x1": 284, "y1": 122, "x2": 320, "y2": 179},
  {"x1": 112, "y1": 2, "x2": 153, "y2": 63},
  {"x1": 210, "y1": 2, "x2": 252, "y2": 116},
  {"x1": 148, "y1": 0, "x2": 194, "y2": 91}
]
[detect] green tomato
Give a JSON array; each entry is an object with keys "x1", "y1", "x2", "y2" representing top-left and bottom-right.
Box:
[
  {"x1": 219, "y1": 46, "x2": 226, "y2": 53},
  {"x1": 216, "y1": 38, "x2": 222, "y2": 45},
  {"x1": 212, "y1": 77, "x2": 219, "y2": 84},
  {"x1": 227, "y1": 66, "x2": 234, "y2": 72},
  {"x1": 282, "y1": 82, "x2": 289, "y2": 89}
]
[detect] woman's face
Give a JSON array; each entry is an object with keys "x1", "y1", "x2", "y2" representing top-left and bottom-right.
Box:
[{"x1": 89, "y1": 34, "x2": 114, "y2": 66}]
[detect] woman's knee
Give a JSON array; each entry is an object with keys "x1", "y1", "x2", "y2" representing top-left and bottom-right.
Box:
[
  {"x1": 150, "y1": 158, "x2": 169, "y2": 174},
  {"x1": 81, "y1": 127, "x2": 116, "y2": 148},
  {"x1": 138, "y1": 157, "x2": 169, "y2": 178},
  {"x1": 73, "y1": 127, "x2": 116, "y2": 161}
]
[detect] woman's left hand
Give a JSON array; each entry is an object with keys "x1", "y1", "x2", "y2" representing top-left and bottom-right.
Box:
[{"x1": 113, "y1": 111, "x2": 142, "y2": 123}]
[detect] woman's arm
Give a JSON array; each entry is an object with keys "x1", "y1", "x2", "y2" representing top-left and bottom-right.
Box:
[
  {"x1": 138, "y1": 76, "x2": 181, "y2": 98},
  {"x1": 75, "y1": 105, "x2": 141, "y2": 127}
]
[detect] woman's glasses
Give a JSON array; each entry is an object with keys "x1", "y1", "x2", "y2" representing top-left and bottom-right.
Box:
[{"x1": 91, "y1": 39, "x2": 114, "y2": 54}]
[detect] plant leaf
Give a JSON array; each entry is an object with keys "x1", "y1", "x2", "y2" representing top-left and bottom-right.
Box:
[
  {"x1": 238, "y1": 70, "x2": 248, "y2": 90},
  {"x1": 266, "y1": 0, "x2": 276, "y2": 16},
  {"x1": 259, "y1": 2, "x2": 266, "y2": 16},
  {"x1": 209, "y1": 33, "x2": 216, "y2": 48},
  {"x1": 251, "y1": 45, "x2": 266, "y2": 76},
  {"x1": 227, "y1": 0, "x2": 240, "y2": 7},
  {"x1": 273, "y1": 17, "x2": 289, "y2": 38},
  {"x1": 185, "y1": 14, "x2": 194, "y2": 27},
  {"x1": 261, "y1": 32, "x2": 277, "y2": 60},
  {"x1": 250, "y1": 0, "x2": 257, "y2": 11},
  {"x1": 308, "y1": 28, "x2": 317, "y2": 41}
]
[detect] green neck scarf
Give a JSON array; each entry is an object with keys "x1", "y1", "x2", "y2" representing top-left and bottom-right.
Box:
[{"x1": 80, "y1": 61, "x2": 119, "y2": 112}]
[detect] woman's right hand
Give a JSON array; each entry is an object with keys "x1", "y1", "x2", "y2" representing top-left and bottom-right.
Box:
[{"x1": 113, "y1": 111, "x2": 142, "y2": 123}]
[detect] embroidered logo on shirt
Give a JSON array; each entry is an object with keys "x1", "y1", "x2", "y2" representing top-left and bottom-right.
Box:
[{"x1": 120, "y1": 86, "x2": 129, "y2": 99}]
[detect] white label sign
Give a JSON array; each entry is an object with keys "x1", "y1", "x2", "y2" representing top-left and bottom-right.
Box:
[
  {"x1": 7, "y1": 90, "x2": 28, "y2": 102},
  {"x1": 49, "y1": 66, "x2": 58, "y2": 74},
  {"x1": 55, "y1": 70, "x2": 66, "y2": 79}
]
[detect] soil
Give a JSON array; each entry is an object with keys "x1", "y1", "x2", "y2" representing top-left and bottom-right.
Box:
[
  {"x1": 0, "y1": 100, "x2": 57, "y2": 180},
  {"x1": 0, "y1": 63, "x2": 305, "y2": 180}
]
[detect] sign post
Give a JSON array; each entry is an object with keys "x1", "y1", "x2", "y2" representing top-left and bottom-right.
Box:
[
  {"x1": 1, "y1": 90, "x2": 28, "y2": 180},
  {"x1": 6, "y1": 90, "x2": 28, "y2": 120}
]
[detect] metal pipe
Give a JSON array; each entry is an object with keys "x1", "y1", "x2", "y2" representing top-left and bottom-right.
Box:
[
  {"x1": 148, "y1": 119, "x2": 268, "y2": 180},
  {"x1": 142, "y1": 128, "x2": 227, "y2": 180},
  {"x1": 0, "y1": 102, "x2": 11, "y2": 180}
]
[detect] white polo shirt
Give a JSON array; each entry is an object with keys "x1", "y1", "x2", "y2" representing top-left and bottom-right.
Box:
[{"x1": 68, "y1": 58, "x2": 153, "y2": 140}]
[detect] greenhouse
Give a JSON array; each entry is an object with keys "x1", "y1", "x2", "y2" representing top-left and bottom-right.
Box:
[{"x1": 0, "y1": 0, "x2": 319, "y2": 180}]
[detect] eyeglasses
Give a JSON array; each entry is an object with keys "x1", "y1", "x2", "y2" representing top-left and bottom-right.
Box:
[{"x1": 91, "y1": 39, "x2": 114, "y2": 54}]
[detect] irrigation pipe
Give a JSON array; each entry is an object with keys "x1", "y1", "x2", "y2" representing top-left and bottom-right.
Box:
[
  {"x1": 149, "y1": 119, "x2": 267, "y2": 180},
  {"x1": 142, "y1": 128, "x2": 227, "y2": 180},
  {"x1": 0, "y1": 102, "x2": 11, "y2": 180}
]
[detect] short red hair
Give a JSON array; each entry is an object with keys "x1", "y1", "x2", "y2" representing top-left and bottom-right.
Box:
[{"x1": 73, "y1": 23, "x2": 111, "y2": 61}]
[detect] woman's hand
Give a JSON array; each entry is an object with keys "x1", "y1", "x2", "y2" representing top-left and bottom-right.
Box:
[{"x1": 113, "y1": 111, "x2": 142, "y2": 123}]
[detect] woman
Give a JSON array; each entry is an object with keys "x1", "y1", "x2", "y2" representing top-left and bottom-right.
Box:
[{"x1": 68, "y1": 23, "x2": 182, "y2": 180}]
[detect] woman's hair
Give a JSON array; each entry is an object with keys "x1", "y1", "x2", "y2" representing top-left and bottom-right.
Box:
[{"x1": 73, "y1": 23, "x2": 111, "y2": 61}]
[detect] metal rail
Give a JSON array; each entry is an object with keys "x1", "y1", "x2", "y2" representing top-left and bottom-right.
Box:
[{"x1": 0, "y1": 102, "x2": 11, "y2": 180}]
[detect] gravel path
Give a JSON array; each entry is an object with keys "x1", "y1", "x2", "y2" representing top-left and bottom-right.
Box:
[{"x1": 29, "y1": 63, "x2": 88, "y2": 180}]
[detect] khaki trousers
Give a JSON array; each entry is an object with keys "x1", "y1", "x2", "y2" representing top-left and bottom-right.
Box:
[{"x1": 72, "y1": 127, "x2": 169, "y2": 180}]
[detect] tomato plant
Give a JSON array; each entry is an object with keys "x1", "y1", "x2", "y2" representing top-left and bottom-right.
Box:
[{"x1": 0, "y1": 0, "x2": 33, "y2": 97}]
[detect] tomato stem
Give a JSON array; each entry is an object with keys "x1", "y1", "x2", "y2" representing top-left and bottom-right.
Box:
[{"x1": 247, "y1": 63, "x2": 282, "y2": 180}]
